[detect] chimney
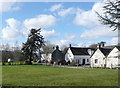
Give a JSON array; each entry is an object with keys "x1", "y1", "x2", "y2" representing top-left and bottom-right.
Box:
[
  {"x1": 69, "y1": 44, "x2": 71, "y2": 47},
  {"x1": 97, "y1": 43, "x2": 100, "y2": 48},
  {"x1": 56, "y1": 45, "x2": 59, "y2": 50},
  {"x1": 97, "y1": 42, "x2": 106, "y2": 48}
]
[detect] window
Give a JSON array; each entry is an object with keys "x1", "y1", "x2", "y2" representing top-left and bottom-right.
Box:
[
  {"x1": 87, "y1": 59, "x2": 89, "y2": 62},
  {"x1": 95, "y1": 59, "x2": 98, "y2": 63}
]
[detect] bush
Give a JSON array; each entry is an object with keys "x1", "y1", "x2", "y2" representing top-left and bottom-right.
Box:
[
  {"x1": 25, "y1": 60, "x2": 32, "y2": 65},
  {"x1": 69, "y1": 62, "x2": 76, "y2": 66},
  {"x1": 2, "y1": 62, "x2": 5, "y2": 65}
]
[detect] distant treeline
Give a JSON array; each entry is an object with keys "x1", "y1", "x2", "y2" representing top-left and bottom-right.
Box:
[{"x1": 1, "y1": 50, "x2": 25, "y2": 62}]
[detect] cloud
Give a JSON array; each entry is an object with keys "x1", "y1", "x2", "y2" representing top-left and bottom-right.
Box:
[
  {"x1": 41, "y1": 29, "x2": 59, "y2": 39},
  {"x1": 23, "y1": 14, "x2": 57, "y2": 29},
  {"x1": 64, "y1": 34, "x2": 77, "y2": 40},
  {"x1": 1, "y1": 14, "x2": 58, "y2": 42},
  {"x1": 2, "y1": 18, "x2": 22, "y2": 41},
  {"x1": 80, "y1": 26, "x2": 117, "y2": 39},
  {"x1": 106, "y1": 37, "x2": 118, "y2": 46},
  {"x1": 23, "y1": 14, "x2": 57, "y2": 38},
  {"x1": 0, "y1": 2, "x2": 20, "y2": 13},
  {"x1": 58, "y1": 8, "x2": 75, "y2": 17},
  {"x1": 54, "y1": 39, "x2": 70, "y2": 49},
  {"x1": 73, "y1": 1, "x2": 118, "y2": 41},
  {"x1": 54, "y1": 34, "x2": 78, "y2": 49},
  {"x1": 73, "y1": 2, "x2": 103, "y2": 27},
  {"x1": 49, "y1": 4, "x2": 63, "y2": 12}
]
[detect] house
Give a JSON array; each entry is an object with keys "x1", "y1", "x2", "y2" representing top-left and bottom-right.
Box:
[
  {"x1": 41, "y1": 53, "x2": 52, "y2": 62},
  {"x1": 51, "y1": 46, "x2": 65, "y2": 64},
  {"x1": 90, "y1": 48, "x2": 112, "y2": 68},
  {"x1": 65, "y1": 44, "x2": 95, "y2": 65},
  {"x1": 106, "y1": 46, "x2": 120, "y2": 68}
]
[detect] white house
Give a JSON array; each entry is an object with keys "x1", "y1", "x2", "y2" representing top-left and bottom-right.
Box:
[
  {"x1": 106, "y1": 46, "x2": 120, "y2": 68},
  {"x1": 65, "y1": 46, "x2": 95, "y2": 65},
  {"x1": 41, "y1": 53, "x2": 52, "y2": 62},
  {"x1": 90, "y1": 48, "x2": 112, "y2": 68}
]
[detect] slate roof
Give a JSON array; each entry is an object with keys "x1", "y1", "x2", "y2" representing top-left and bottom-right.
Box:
[
  {"x1": 70, "y1": 47, "x2": 95, "y2": 55},
  {"x1": 115, "y1": 46, "x2": 120, "y2": 51},
  {"x1": 99, "y1": 48, "x2": 112, "y2": 56},
  {"x1": 62, "y1": 47, "x2": 69, "y2": 54}
]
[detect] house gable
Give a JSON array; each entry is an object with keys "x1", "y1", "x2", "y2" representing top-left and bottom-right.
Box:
[
  {"x1": 106, "y1": 47, "x2": 120, "y2": 68},
  {"x1": 91, "y1": 49, "x2": 106, "y2": 67},
  {"x1": 91, "y1": 49, "x2": 105, "y2": 58},
  {"x1": 65, "y1": 48, "x2": 74, "y2": 62}
]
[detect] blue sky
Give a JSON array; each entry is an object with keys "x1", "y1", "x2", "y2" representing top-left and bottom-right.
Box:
[{"x1": 1, "y1": 1, "x2": 118, "y2": 48}]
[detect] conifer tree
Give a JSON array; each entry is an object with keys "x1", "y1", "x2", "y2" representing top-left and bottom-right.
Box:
[{"x1": 22, "y1": 28, "x2": 44, "y2": 64}]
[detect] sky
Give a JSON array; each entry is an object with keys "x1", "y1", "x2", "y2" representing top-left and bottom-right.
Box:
[{"x1": 0, "y1": 0, "x2": 118, "y2": 49}]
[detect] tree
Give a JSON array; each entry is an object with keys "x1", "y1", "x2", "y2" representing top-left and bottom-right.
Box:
[
  {"x1": 22, "y1": 28, "x2": 44, "y2": 65},
  {"x1": 42, "y1": 41, "x2": 55, "y2": 54},
  {"x1": 89, "y1": 44, "x2": 98, "y2": 48},
  {"x1": 96, "y1": 0, "x2": 120, "y2": 31},
  {"x1": 1, "y1": 43, "x2": 10, "y2": 51}
]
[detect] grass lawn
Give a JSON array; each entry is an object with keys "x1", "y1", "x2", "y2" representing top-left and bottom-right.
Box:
[{"x1": 2, "y1": 65, "x2": 118, "y2": 86}]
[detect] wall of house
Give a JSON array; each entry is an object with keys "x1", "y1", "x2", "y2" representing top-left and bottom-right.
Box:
[
  {"x1": 74, "y1": 55, "x2": 90, "y2": 65},
  {"x1": 52, "y1": 49, "x2": 64, "y2": 62},
  {"x1": 65, "y1": 48, "x2": 90, "y2": 65},
  {"x1": 91, "y1": 49, "x2": 105, "y2": 67},
  {"x1": 65, "y1": 48, "x2": 74, "y2": 62},
  {"x1": 106, "y1": 47, "x2": 119, "y2": 68}
]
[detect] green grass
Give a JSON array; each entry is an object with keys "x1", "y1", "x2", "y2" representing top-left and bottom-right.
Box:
[{"x1": 2, "y1": 65, "x2": 118, "y2": 86}]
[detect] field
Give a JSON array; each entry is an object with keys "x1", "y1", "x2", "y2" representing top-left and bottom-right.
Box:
[{"x1": 2, "y1": 65, "x2": 118, "y2": 86}]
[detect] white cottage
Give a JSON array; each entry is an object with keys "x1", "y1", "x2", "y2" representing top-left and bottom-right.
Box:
[
  {"x1": 41, "y1": 53, "x2": 52, "y2": 62},
  {"x1": 106, "y1": 46, "x2": 120, "y2": 68},
  {"x1": 65, "y1": 46, "x2": 95, "y2": 65},
  {"x1": 90, "y1": 48, "x2": 112, "y2": 68}
]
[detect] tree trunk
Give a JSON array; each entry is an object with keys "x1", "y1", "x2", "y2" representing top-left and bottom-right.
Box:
[
  {"x1": 39, "y1": 48, "x2": 41, "y2": 63},
  {"x1": 29, "y1": 51, "x2": 32, "y2": 65},
  {"x1": 118, "y1": 25, "x2": 120, "y2": 46}
]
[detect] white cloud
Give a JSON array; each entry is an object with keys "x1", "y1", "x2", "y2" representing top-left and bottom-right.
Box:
[
  {"x1": 80, "y1": 26, "x2": 117, "y2": 39},
  {"x1": 106, "y1": 37, "x2": 118, "y2": 46},
  {"x1": 73, "y1": 1, "x2": 118, "y2": 42},
  {"x1": 23, "y1": 14, "x2": 57, "y2": 29},
  {"x1": 41, "y1": 29, "x2": 59, "y2": 39},
  {"x1": 2, "y1": 18, "x2": 21, "y2": 41},
  {"x1": 0, "y1": 2, "x2": 20, "y2": 13},
  {"x1": 54, "y1": 39, "x2": 70, "y2": 49},
  {"x1": 73, "y1": 2, "x2": 103, "y2": 27},
  {"x1": 54, "y1": 34, "x2": 78, "y2": 49},
  {"x1": 49, "y1": 4, "x2": 63, "y2": 12},
  {"x1": 1, "y1": 14, "x2": 58, "y2": 42},
  {"x1": 76, "y1": 42, "x2": 93, "y2": 47},
  {"x1": 58, "y1": 8, "x2": 75, "y2": 17},
  {"x1": 64, "y1": 34, "x2": 77, "y2": 40}
]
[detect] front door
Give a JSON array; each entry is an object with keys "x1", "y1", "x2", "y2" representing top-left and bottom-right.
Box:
[{"x1": 82, "y1": 59, "x2": 85, "y2": 65}]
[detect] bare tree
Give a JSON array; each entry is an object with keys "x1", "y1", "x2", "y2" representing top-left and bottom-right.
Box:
[
  {"x1": 89, "y1": 44, "x2": 98, "y2": 48},
  {"x1": 42, "y1": 41, "x2": 55, "y2": 54},
  {"x1": 96, "y1": 0, "x2": 120, "y2": 31}
]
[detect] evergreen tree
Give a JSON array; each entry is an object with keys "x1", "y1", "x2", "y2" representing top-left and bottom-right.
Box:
[{"x1": 22, "y1": 28, "x2": 44, "y2": 64}]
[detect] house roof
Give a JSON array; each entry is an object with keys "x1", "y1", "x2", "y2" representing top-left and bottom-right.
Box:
[
  {"x1": 70, "y1": 47, "x2": 95, "y2": 55},
  {"x1": 99, "y1": 48, "x2": 112, "y2": 56},
  {"x1": 62, "y1": 47, "x2": 69, "y2": 54},
  {"x1": 115, "y1": 46, "x2": 120, "y2": 51}
]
